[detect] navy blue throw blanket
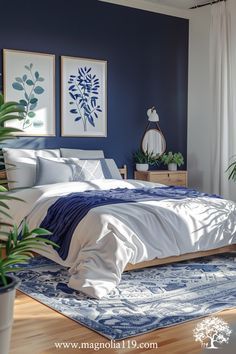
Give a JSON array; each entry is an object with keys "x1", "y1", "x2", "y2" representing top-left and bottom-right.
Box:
[{"x1": 40, "y1": 186, "x2": 220, "y2": 260}]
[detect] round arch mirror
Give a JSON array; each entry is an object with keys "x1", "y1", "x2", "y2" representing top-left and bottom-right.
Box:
[{"x1": 142, "y1": 129, "x2": 166, "y2": 156}]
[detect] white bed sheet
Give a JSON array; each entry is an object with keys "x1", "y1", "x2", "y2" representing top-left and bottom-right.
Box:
[{"x1": 6, "y1": 179, "x2": 236, "y2": 298}]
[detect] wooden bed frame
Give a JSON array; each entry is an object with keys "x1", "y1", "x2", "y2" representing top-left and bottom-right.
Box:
[
  {"x1": 118, "y1": 165, "x2": 127, "y2": 179},
  {"x1": 125, "y1": 244, "x2": 236, "y2": 271},
  {"x1": 118, "y1": 165, "x2": 236, "y2": 270},
  {"x1": 1, "y1": 245, "x2": 235, "y2": 271}
]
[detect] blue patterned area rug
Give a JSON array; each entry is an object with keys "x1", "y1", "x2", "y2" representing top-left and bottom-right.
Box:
[{"x1": 15, "y1": 254, "x2": 236, "y2": 340}]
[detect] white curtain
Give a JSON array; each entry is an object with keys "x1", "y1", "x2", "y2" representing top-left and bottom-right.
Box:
[{"x1": 210, "y1": 0, "x2": 236, "y2": 200}]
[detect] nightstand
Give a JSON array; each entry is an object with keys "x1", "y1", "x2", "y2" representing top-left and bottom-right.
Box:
[
  {"x1": 0, "y1": 169, "x2": 8, "y2": 189},
  {"x1": 134, "y1": 170, "x2": 188, "y2": 187}
]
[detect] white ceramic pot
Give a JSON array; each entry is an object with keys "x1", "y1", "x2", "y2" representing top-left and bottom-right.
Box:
[
  {"x1": 136, "y1": 163, "x2": 149, "y2": 171},
  {"x1": 168, "y1": 163, "x2": 177, "y2": 171},
  {"x1": 0, "y1": 276, "x2": 19, "y2": 354}
]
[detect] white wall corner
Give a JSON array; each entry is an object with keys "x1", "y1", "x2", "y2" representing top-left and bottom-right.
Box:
[
  {"x1": 98, "y1": 0, "x2": 191, "y2": 19},
  {"x1": 187, "y1": 6, "x2": 212, "y2": 193}
]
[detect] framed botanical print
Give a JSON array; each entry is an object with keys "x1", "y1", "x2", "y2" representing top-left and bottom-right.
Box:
[
  {"x1": 61, "y1": 56, "x2": 107, "y2": 137},
  {"x1": 3, "y1": 49, "x2": 55, "y2": 136}
]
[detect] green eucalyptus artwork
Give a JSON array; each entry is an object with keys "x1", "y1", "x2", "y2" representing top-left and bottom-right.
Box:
[
  {"x1": 12, "y1": 63, "x2": 45, "y2": 129},
  {"x1": 3, "y1": 49, "x2": 55, "y2": 136}
]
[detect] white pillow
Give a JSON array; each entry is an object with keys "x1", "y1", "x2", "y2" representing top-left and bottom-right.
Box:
[
  {"x1": 35, "y1": 157, "x2": 80, "y2": 185},
  {"x1": 3, "y1": 148, "x2": 60, "y2": 190},
  {"x1": 60, "y1": 148, "x2": 105, "y2": 159},
  {"x1": 35, "y1": 157, "x2": 106, "y2": 186}
]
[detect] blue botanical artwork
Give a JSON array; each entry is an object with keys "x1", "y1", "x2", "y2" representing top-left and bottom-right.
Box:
[
  {"x1": 12, "y1": 63, "x2": 45, "y2": 129},
  {"x1": 68, "y1": 67, "x2": 102, "y2": 132}
]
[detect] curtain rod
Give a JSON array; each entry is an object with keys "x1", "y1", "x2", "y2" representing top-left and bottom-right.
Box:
[{"x1": 190, "y1": 0, "x2": 226, "y2": 10}]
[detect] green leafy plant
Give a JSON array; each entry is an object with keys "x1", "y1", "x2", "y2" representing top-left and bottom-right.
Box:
[
  {"x1": 133, "y1": 149, "x2": 159, "y2": 166},
  {"x1": 0, "y1": 223, "x2": 57, "y2": 286},
  {"x1": 161, "y1": 151, "x2": 184, "y2": 167},
  {"x1": 0, "y1": 93, "x2": 25, "y2": 189},
  {"x1": 226, "y1": 158, "x2": 236, "y2": 181},
  {"x1": 0, "y1": 93, "x2": 56, "y2": 287},
  {"x1": 0, "y1": 94, "x2": 25, "y2": 143}
]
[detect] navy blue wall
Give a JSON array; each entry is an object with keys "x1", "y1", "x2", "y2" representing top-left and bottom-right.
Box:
[{"x1": 0, "y1": 0, "x2": 189, "y2": 177}]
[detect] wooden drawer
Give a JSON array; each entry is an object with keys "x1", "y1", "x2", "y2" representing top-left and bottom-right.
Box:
[
  {"x1": 149, "y1": 172, "x2": 187, "y2": 186},
  {"x1": 0, "y1": 169, "x2": 8, "y2": 189},
  {"x1": 0, "y1": 170, "x2": 7, "y2": 180},
  {"x1": 134, "y1": 171, "x2": 188, "y2": 187}
]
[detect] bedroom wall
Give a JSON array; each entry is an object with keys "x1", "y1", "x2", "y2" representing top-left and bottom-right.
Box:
[
  {"x1": 187, "y1": 6, "x2": 211, "y2": 193},
  {"x1": 188, "y1": 0, "x2": 236, "y2": 200},
  {"x1": 0, "y1": 0, "x2": 189, "y2": 177}
]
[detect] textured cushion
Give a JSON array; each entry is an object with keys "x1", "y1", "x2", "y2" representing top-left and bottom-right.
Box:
[
  {"x1": 79, "y1": 158, "x2": 122, "y2": 180},
  {"x1": 2, "y1": 148, "x2": 60, "y2": 190},
  {"x1": 35, "y1": 157, "x2": 106, "y2": 186},
  {"x1": 60, "y1": 148, "x2": 105, "y2": 159},
  {"x1": 74, "y1": 160, "x2": 106, "y2": 181}
]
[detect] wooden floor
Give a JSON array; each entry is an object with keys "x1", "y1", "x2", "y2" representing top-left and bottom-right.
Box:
[{"x1": 10, "y1": 290, "x2": 236, "y2": 354}]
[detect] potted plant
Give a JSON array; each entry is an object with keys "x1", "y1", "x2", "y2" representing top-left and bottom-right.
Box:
[
  {"x1": 161, "y1": 151, "x2": 184, "y2": 171},
  {"x1": 0, "y1": 224, "x2": 56, "y2": 354},
  {"x1": 133, "y1": 149, "x2": 159, "y2": 171},
  {"x1": 0, "y1": 93, "x2": 56, "y2": 354}
]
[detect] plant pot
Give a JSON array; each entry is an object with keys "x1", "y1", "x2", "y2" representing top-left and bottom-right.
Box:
[
  {"x1": 136, "y1": 163, "x2": 149, "y2": 172},
  {"x1": 0, "y1": 275, "x2": 20, "y2": 354},
  {"x1": 168, "y1": 163, "x2": 177, "y2": 171}
]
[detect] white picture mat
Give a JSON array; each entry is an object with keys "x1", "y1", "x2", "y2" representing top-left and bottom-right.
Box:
[
  {"x1": 3, "y1": 49, "x2": 55, "y2": 136},
  {"x1": 61, "y1": 56, "x2": 107, "y2": 137}
]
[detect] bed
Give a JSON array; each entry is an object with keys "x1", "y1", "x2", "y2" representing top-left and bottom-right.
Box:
[{"x1": 2, "y1": 148, "x2": 236, "y2": 298}]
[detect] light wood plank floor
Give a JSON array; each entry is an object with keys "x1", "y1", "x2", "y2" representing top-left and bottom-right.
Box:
[{"x1": 10, "y1": 290, "x2": 236, "y2": 354}]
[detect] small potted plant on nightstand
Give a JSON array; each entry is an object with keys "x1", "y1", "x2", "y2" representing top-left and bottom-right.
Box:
[
  {"x1": 0, "y1": 93, "x2": 57, "y2": 354},
  {"x1": 133, "y1": 149, "x2": 159, "y2": 171},
  {"x1": 161, "y1": 151, "x2": 184, "y2": 171}
]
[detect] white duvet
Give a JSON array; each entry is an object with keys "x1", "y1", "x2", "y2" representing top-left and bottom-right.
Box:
[{"x1": 6, "y1": 179, "x2": 236, "y2": 298}]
